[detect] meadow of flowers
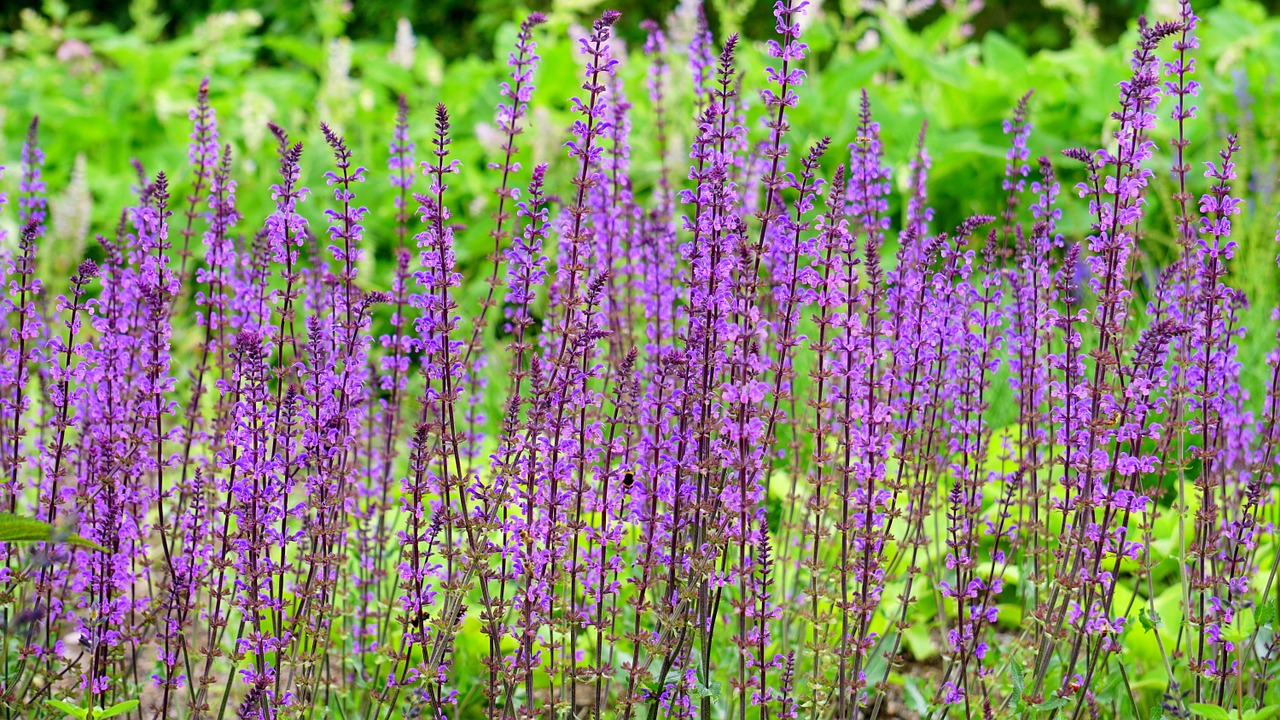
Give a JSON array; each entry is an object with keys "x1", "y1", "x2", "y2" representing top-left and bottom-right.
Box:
[{"x1": 0, "y1": 0, "x2": 1278, "y2": 718}]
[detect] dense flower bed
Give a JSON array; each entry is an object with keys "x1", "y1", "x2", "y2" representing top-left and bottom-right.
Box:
[{"x1": 0, "y1": 1, "x2": 1277, "y2": 719}]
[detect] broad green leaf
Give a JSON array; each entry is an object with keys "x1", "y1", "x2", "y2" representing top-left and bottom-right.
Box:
[
  {"x1": 1256, "y1": 601, "x2": 1277, "y2": 628},
  {"x1": 690, "y1": 679, "x2": 721, "y2": 702},
  {"x1": 1249, "y1": 706, "x2": 1280, "y2": 720},
  {"x1": 876, "y1": 13, "x2": 969, "y2": 89},
  {"x1": 1035, "y1": 697, "x2": 1070, "y2": 712},
  {"x1": 0, "y1": 513, "x2": 104, "y2": 552},
  {"x1": 997, "y1": 602, "x2": 1023, "y2": 629},
  {"x1": 44, "y1": 699, "x2": 88, "y2": 719},
  {"x1": 1010, "y1": 661, "x2": 1026, "y2": 711},
  {"x1": 982, "y1": 32, "x2": 1027, "y2": 79},
  {"x1": 261, "y1": 35, "x2": 325, "y2": 71},
  {"x1": 97, "y1": 700, "x2": 140, "y2": 719},
  {"x1": 1188, "y1": 704, "x2": 1232, "y2": 720},
  {"x1": 903, "y1": 623, "x2": 937, "y2": 661}
]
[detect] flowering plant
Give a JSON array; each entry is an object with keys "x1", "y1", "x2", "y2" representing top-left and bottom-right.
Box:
[{"x1": 1, "y1": 2, "x2": 1278, "y2": 719}]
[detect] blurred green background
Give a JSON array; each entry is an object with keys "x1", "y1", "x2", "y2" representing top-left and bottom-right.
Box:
[{"x1": 8, "y1": 0, "x2": 1280, "y2": 60}]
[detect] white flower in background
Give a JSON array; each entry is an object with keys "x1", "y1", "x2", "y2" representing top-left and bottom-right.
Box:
[
  {"x1": 238, "y1": 90, "x2": 277, "y2": 156},
  {"x1": 1148, "y1": 0, "x2": 1179, "y2": 20},
  {"x1": 856, "y1": 27, "x2": 881, "y2": 51},
  {"x1": 329, "y1": 36, "x2": 354, "y2": 94},
  {"x1": 194, "y1": 10, "x2": 263, "y2": 48},
  {"x1": 474, "y1": 121, "x2": 503, "y2": 153},
  {"x1": 319, "y1": 37, "x2": 354, "y2": 129},
  {"x1": 423, "y1": 55, "x2": 444, "y2": 85},
  {"x1": 55, "y1": 38, "x2": 91, "y2": 61},
  {"x1": 798, "y1": 0, "x2": 824, "y2": 33},
  {"x1": 531, "y1": 106, "x2": 556, "y2": 168},
  {"x1": 51, "y1": 153, "x2": 91, "y2": 263},
  {"x1": 667, "y1": 0, "x2": 700, "y2": 57},
  {"x1": 389, "y1": 17, "x2": 416, "y2": 70},
  {"x1": 154, "y1": 89, "x2": 187, "y2": 123}
]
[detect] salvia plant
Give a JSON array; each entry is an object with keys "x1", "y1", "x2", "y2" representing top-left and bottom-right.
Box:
[{"x1": 1, "y1": 1, "x2": 1279, "y2": 719}]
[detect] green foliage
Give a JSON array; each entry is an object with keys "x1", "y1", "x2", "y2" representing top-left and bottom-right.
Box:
[
  {"x1": 45, "y1": 698, "x2": 139, "y2": 720},
  {"x1": 1011, "y1": 660, "x2": 1027, "y2": 712},
  {"x1": 0, "y1": 512, "x2": 103, "y2": 551},
  {"x1": 3, "y1": 0, "x2": 1276, "y2": 288},
  {"x1": 1186, "y1": 702, "x2": 1280, "y2": 720},
  {"x1": 1257, "y1": 600, "x2": 1277, "y2": 628},
  {"x1": 1036, "y1": 696, "x2": 1071, "y2": 712}
]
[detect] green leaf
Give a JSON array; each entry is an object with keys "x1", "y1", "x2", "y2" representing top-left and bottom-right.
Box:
[
  {"x1": 1035, "y1": 697, "x2": 1070, "y2": 712},
  {"x1": 1140, "y1": 608, "x2": 1163, "y2": 632},
  {"x1": 0, "y1": 513, "x2": 104, "y2": 552},
  {"x1": 689, "y1": 679, "x2": 721, "y2": 702},
  {"x1": 903, "y1": 623, "x2": 937, "y2": 660},
  {"x1": 1249, "y1": 706, "x2": 1280, "y2": 720},
  {"x1": 1149, "y1": 707, "x2": 1166, "y2": 720},
  {"x1": 981, "y1": 31, "x2": 1027, "y2": 79},
  {"x1": 45, "y1": 699, "x2": 89, "y2": 719},
  {"x1": 1188, "y1": 704, "x2": 1232, "y2": 720},
  {"x1": 97, "y1": 700, "x2": 140, "y2": 719},
  {"x1": 1010, "y1": 662, "x2": 1026, "y2": 711},
  {"x1": 902, "y1": 676, "x2": 928, "y2": 715},
  {"x1": 1256, "y1": 601, "x2": 1277, "y2": 628}
]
